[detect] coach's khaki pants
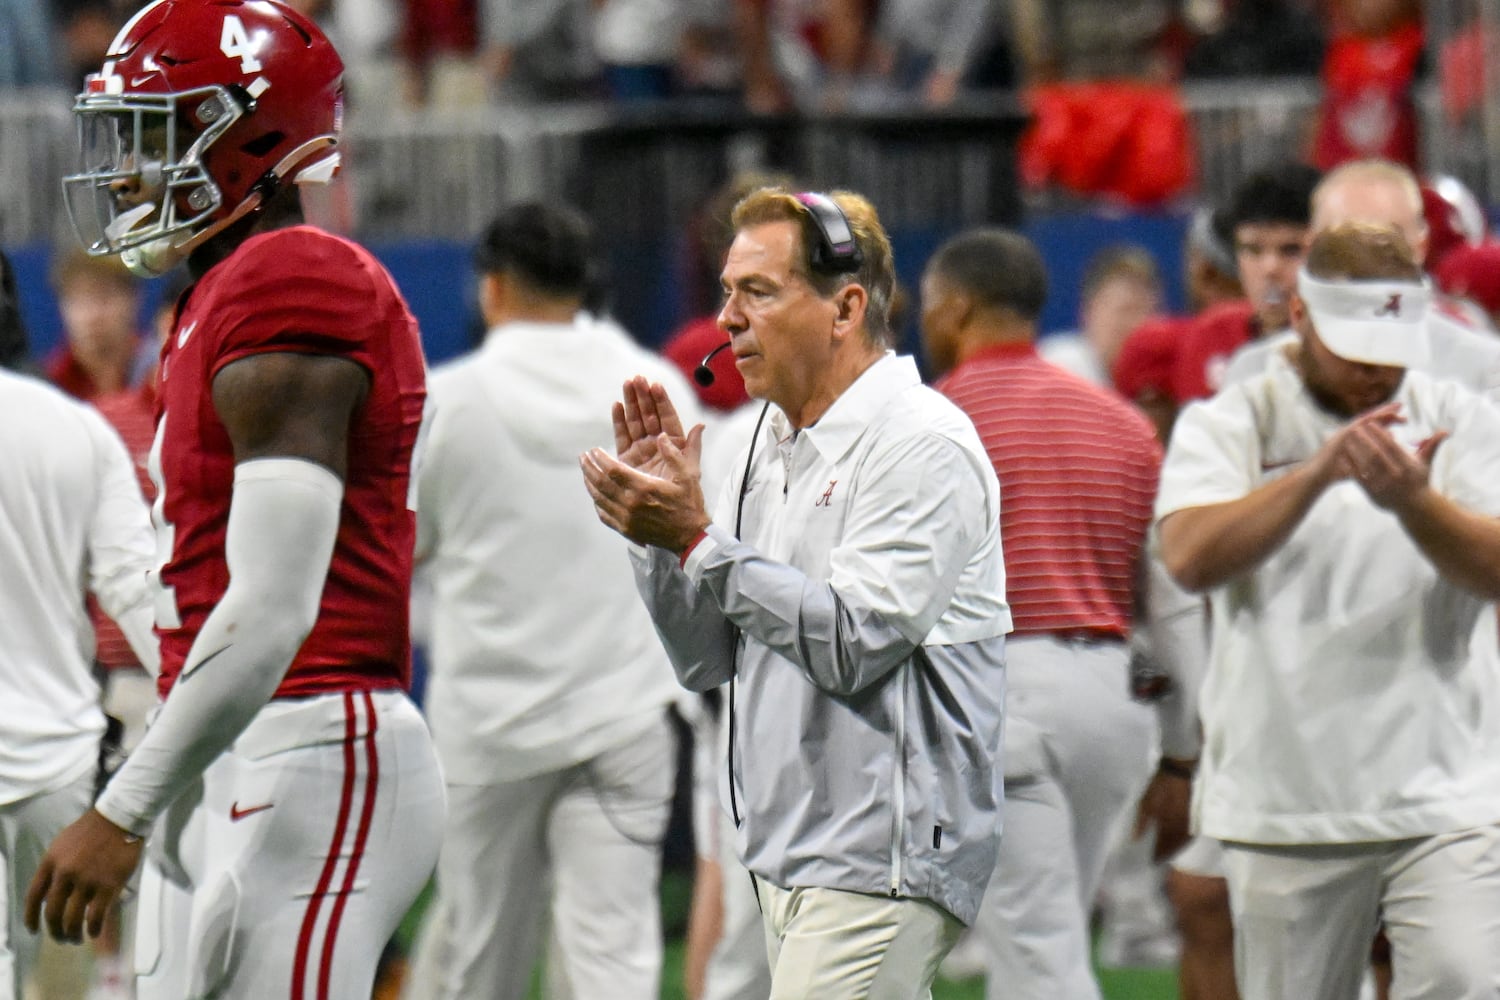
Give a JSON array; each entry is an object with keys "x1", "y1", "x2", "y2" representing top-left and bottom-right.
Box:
[
  {"x1": 758, "y1": 882, "x2": 962, "y2": 1000},
  {"x1": 1224, "y1": 828, "x2": 1500, "y2": 1000}
]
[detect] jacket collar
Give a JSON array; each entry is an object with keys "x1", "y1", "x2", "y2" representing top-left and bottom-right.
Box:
[{"x1": 771, "y1": 352, "x2": 919, "y2": 463}]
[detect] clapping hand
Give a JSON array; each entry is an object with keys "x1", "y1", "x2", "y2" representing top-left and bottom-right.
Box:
[
  {"x1": 1326, "y1": 402, "x2": 1447, "y2": 510},
  {"x1": 580, "y1": 377, "x2": 710, "y2": 552}
]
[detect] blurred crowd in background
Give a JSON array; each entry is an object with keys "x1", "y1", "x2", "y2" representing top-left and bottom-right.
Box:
[{"x1": 7, "y1": 0, "x2": 1495, "y2": 214}]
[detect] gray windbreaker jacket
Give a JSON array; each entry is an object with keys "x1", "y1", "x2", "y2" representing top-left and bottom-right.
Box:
[{"x1": 632, "y1": 354, "x2": 1010, "y2": 924}]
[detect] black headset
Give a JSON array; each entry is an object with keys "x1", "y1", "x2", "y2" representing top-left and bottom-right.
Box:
[{"x1": 795, "y1": 191, "x2": 865, "y2": 275}]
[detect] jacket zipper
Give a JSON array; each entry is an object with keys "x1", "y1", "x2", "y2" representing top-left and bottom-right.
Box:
[
  {"x1": 889, "y1": 663, "x2": 908, "y2": 896},
  {"x1": 727, "y1": 673, "x2": 741, "y2": 827}
]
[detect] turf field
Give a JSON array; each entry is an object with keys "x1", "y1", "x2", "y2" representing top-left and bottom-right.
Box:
[{"x1": 393, "y1": 873, "x2": 1180, "y2": 999}]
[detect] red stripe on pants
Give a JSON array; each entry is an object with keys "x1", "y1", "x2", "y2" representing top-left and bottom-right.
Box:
[
  {"x1": 291, "y1": 693, "x2": 359, "y2": 1000},
  {"x1": 318, "y1": 691, "x2": 381, "y2": 999}
]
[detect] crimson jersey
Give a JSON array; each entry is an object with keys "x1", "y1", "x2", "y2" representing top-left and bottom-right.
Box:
[{"x1": 150, "y1": 226, "x2": 426, "y2": 700}]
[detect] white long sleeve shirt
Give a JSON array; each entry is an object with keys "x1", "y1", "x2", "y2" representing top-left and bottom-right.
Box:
[
  {"x1": 0, "y1": 370, "x2": 156, "y2": 806},
  {"x1": 415, "y1": 314, "x2": 697, "y2": 784}
]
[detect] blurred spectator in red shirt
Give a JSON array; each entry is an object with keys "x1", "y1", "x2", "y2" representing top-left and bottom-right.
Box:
[
  {"x1": 405, "y1": 0, "x2": 478, "y2": 70},
  {"x1": 402, "y1": 0, "x2": 480, "y2": 103},
  {"x1": 1438, "y1": 6, "x2": 1493, "y2": 128},
  {"x1": 46, "y1": 250, "x2": 153, "y2": 404},
  {"x1": 1313, "y1": 0, "x2": 1424, "y2": 171}
]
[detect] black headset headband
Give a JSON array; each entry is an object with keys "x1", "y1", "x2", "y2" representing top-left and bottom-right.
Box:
[{"x1": 795, "y1": 191, "x2": 864, "y2": 275}]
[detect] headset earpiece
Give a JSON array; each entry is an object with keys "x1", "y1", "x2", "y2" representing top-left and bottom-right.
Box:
[{"x1": 794, "y1": 192, "x2": 864, "y2": 275}]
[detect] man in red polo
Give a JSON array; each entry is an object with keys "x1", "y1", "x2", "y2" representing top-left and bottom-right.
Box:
[{"x1": 921, "y1": 227, "x2": 1163, "y2": 1000}]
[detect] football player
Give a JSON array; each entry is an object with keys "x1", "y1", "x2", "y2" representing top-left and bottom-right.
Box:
[{"x1": 24, "y1": 3, "x2": 445, "y2": 998}]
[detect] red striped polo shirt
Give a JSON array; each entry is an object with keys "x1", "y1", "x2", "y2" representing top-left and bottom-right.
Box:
[{"x1": 937, "y1": 342, "x2": 1161, "y2": 638}]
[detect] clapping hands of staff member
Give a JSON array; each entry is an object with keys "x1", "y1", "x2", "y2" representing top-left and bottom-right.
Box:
[
  {"x1": 1331, "y1": 402, "x2": 1448, "y2": 511},
  {"x1": 581, "y1": 376, "x2": 711, "y2": 553},
  {"x1": 1300, "y1": 401, "x2": 1447, "y2": 507},
  {"x1": 24, "y1": 808, "x2": 141, "y2": 943}
]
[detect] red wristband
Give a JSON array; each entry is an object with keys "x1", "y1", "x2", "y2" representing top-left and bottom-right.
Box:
[{"x1": 679, "y1": 529, "x2": 709, "y2": 568}]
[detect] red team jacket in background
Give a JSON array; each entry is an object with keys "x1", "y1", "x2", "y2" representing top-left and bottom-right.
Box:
[{"x1": 153, "y1": 226, "x2": 426, "y2": 701}]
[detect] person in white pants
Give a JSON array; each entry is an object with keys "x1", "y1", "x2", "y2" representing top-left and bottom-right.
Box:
[
  {"x1": 404, "y1": 202, "x2": 695, "y2": 1000},
  {"x1": 0, "y1": 365, "x2": 156, "y2": 1000},
  {"x1": 921, "y1": 228, "x2": 1161, "y2": 1000},
  {"x1": 1159, "y1": 221, "x2": 1500, "y2": 1000}
]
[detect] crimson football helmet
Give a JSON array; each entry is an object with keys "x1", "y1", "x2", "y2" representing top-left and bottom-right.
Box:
[
  {"x1": 1421, "y1": 174, "x2": 1487, "y2": 271},
  {"x1": 63, "y1": 0, "x2": 345, "y2": 276}
]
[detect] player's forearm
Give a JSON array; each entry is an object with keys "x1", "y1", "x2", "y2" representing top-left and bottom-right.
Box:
[
  {"x1": 93, "y1": 587, "x2": 309, "y2": 834},
  {"x1": 95, "y1": 460, "x2": 341, "y2": 834},
  {"x1": 1139, "y1": 552, "x2": 1207, "y2": 758},
  {"x1": 1142, "y1": 615, "x2": 1205, "y2": 760},
  {"x1": 1395, "y1": 486, "x2": 1500, "y2": 600},
  {"x1": 1159, "y1": 465, "x2": 1331, "y2": 592}
]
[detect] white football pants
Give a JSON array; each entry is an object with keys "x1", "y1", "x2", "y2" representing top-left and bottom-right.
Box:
[{"x1": 134, "y1": 690, "x2": 445, "y2": 1000}]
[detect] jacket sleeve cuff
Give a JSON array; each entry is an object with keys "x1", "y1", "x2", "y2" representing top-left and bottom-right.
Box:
[
  {"x1": 678, "y1": 528, "x2": 710, "y2": 568},
  {"x1": 682, "y1": 524, "x2": 727, "y2": 583}
]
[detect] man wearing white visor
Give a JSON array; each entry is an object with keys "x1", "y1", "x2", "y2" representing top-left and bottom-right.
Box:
[{"x1": 1156, "y1": 221, "x2": 1500, "y2": 1000}]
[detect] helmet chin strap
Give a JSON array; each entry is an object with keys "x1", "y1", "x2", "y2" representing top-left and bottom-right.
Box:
[
  {"x1": 120, "y1": 136, "x2": 339, "y2": 277},
  {"x1": 121, "y1": 239, "x2": 186, "y2": 278}
]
